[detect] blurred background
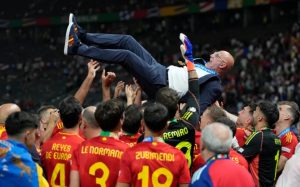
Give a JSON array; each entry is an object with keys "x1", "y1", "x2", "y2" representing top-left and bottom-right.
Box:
[{"x1": 0, "y1": 0, "x2": 299, "y2": 113}]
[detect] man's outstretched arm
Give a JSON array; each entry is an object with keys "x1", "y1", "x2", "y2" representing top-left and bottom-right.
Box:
[
  {"x1": 74, "y1": 60, "x2": 100, "y2": 104},
  {"x1": 101, "y1": 69, "x2": 116, "y2": 102},
  {"x1": 179, "y1": 33, "x2": 200, "y2": 128}
]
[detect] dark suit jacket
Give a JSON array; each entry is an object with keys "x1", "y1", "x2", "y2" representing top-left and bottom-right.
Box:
[{"x1": 198, "y1": 74, "x2": 222, "y2": 116}]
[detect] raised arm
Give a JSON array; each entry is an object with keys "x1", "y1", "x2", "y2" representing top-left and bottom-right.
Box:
[
  {"x1": 178, "y1": 33, "x2": 200, "y2": 128},
  {"x1": 40, "y1": 109, "x2": 60, "y2": 143},
  {"x1": 125, "y1": 84, "x2": 136, "y2": 106},
  {"x1": 133, "y1": 77, "x2": 142, "y2": 106},
  {"x1": 113, "y1": 81, "x2": 125, "y2": 99},
  {"x1": 214, "y1": 100, "x2": 238, "y2": 123},
  {"x1": 74, "y1": 60, "x2": 100, "y2": 104},
  {"x1": 101, "y1": 69, "x2": 116, "y2": 102}
]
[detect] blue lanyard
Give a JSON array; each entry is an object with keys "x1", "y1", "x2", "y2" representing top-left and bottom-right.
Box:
[
  {"x1": 143, "y1": 136, "x2": 164, "y2": 143},
  {"x1": 278, "y1": 127, "x2": 291, "y2": 138},
  {"x1": 195, "y1": 64, "x2": 218, "y2": 75},
  {"x1": 207, "y1": 153, "x2": 229, "y2": 163}
]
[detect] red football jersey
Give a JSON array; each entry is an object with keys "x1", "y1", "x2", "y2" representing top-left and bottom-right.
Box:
[
  {"x1": 118, "y1": 141, "x2": 191, "y2": 187},
  {"x1": 119, "y1": 133, "x2": 141, "y2": 147},
  {"x1": 41, "y1": 132, "x2": 84, "y2": 187},
  {"x1": 0, "y1": 125, "x2": 8, "y2": 140},
  {"x1": 51, "y1": 120, "x2": 86, "y2": 139},
  {"x1": 51, "y1": 120, "x2": 64, "y2": 137},
  {"x1": 229, "y1": 148, "x2": 249, "y2": 170},
  {"x1": 191, "y1": 149, "x2": 248, "y2": 175},
  {"x1": 194, "y1": 130, "x2": 201, "y2": 156},
  {"x1": 280, "y1": 131, "x2": 298, "y2": 159},
  {"x1": 71, "y1": 136, "x2": 129, "y2": 187},
  {"x1": 235, "y1": 128, "x2": 252, "y2": 147}
]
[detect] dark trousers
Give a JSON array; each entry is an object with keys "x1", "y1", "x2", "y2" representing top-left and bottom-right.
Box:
[{"x1": 77, "y1": 33, "x2": 167, "y2": 98}]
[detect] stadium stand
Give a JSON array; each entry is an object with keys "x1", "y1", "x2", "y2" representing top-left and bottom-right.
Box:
[{"x1": 0, "y1": 0, "x2": 299, "y2": 113}]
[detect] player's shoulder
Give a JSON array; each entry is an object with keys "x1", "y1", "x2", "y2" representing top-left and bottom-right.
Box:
[
  {"x1": 236, "y1": 128, "x2": 246, "y2": 134},
  {"x1": 245, "y1": 130, "x2": 262, "y2": 144},
  {"x1": 60, "y1": 132, "x2": 85, "y2": 141},
  {"x1": 115, "y1": 137, "x2": 131, "y2": 146},
  {"x1": 157, "y1": 141, "x2": 187, "y2": 156},
  {"x1": 166, "y1": 120, "x2": 195, "y2": 133},
  {"x1": 108, "y1": 137, "x2": 130, "y2": 150},
  {"x1": 179, "y1": 119, "x2": 197, "y2": 130},
  {"x1": 125, "y1": 142, "x2": 185, "y2": 157},
  {"x1": 91, "y1": 136, "x2": 129, "y2": 147},
  {"x1": 282, "y1": 132, "x2": 299, "y2": 144},
  {"x1": 212, "y1": 159, "x2": 244, "y2": 171},
  {"x1": 77, "y1": 137, "x2": 95, "y2": 146},
  {"x1": 42, "y1": 136, "x2": 56, "y2": 147}
]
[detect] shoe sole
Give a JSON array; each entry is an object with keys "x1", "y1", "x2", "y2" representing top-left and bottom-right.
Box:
[
  {"x1": 69, "y1": 13, "x2": 74, "y2": 24},
  {"x1": 64, "y1": 23, "x2": 72, "y2": 55},
  {"x1": 179, "y1": 33, "x2": 186, "y2": 43}
]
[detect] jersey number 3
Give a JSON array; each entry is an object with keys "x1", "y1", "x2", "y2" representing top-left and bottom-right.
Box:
[{"x1": 89, "y1": 162, "x2": 110, "y2": 187}]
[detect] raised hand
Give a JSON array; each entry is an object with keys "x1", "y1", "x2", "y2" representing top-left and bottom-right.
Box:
[
  {"x1": 179, "y1": 33, "x2": 194, "y2": 63},
  {"x1": 101, "y1": 69, "x2": 116, "y2": 88},
  {"x1": 113, "y1": 81, "x2": 125, "y2": 98},
  {"x1": 87, "y1": 60, "x2": 100, "y2": 78},
  {"x1": 132, "y1": 77, "x2": 141, "y2": 92},
  {"x1": 125, "y1": 84, "x2": 136, "y2": 106},
  {"x1": 49, "y1": 109, "x2": 60, "y2": 125}
]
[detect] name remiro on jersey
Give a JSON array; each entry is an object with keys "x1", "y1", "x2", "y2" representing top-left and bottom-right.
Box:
[{"x1": 163, "y1": 127, "x2": 189, "y2": 139}]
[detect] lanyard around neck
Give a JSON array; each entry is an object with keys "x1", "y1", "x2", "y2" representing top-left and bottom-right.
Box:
[
  {"x1": 278, "y1": 127, "x2": 291, "y2": 138},
  {"x1": 143, "y1": 136, "x2": 165, "y2": 143},
  {"x1": 207, "y1": 153, "x2": 229, "y2": 163}
]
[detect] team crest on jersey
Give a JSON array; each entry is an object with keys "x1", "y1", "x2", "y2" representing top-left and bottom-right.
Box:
[
  {"x1": 56, "y1": 120, "x2": 64, "y2": 129},
  {"x1": 284, "y1": 132, "x2": 293, "y2": 143},
  {"x1": 188, "y1": 107, "x2": 196, "y2": 112}
]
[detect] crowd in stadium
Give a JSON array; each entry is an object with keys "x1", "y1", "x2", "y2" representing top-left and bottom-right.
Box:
[
  {"x1": 1, "y1": 0, "x2": 300, "y2": 187},
  {"x1": 1, "y1": 1, "x2": 299, "y2": 113}
]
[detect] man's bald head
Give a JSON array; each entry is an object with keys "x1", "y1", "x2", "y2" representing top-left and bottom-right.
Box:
[
  {"x1": 82, "y1": 106, "x2": 98, "y2": 128},
  {"x1": 0, "y1": 103, "x2": 21, "y2": 124},
  {"x1": 219, "y1": 50, "x2": 234, "y2": 72},
  {"x1": 206, "y1": 50, "x2": 235, "y2": 76}
]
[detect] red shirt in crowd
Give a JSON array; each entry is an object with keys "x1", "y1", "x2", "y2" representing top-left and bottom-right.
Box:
[
  {"x1": 118, "y1": 141, "x2": 191, "y2": 187},
  {"x1": 119, "y1": 132, "x2": 141, "y2": 147},
  {"x1": 41, "y1": 131, "x2": 84, "y2": 187},
  {"x1": 71, "y1": 136, "x2": 129, "y2": 187}
]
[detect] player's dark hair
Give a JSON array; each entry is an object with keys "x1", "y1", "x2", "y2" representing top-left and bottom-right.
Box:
[
  {"x1": 122, "y1": 105, "x2": 142, "y2": 134},
  {"x1": 278, "y1": 101, "x2": 300, "y2": 125},
  {"x1": 258, "y1": 101, "x2": 279, "y2": 129},
  {"x1": 95, "y1": 99, "x2": 125, "y2": 131},
  {"x1": 245, "y1": 103, "x2": 257, "y2": 115},
  {"x1": 58, "y1": 96, "x2": 82, "y2": 129},
  {"x1": 37, "y1": 105, "x2": 56, "y2": 116},
  {"x1": 143, "y1": 102, "x2": 169, "y2": 132},
  {"x1": 5, "y1": 111, "x2": 38, "y2": 136},
  {"x1": 206, "y1": 105, "x2": 226, "y2": 121},
  {"x1": 216, "y1": 117, "x2": 236, "y2": 136},
  {"x1": 155, "y1": 87, "x2": 179, "y2": 119}
]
